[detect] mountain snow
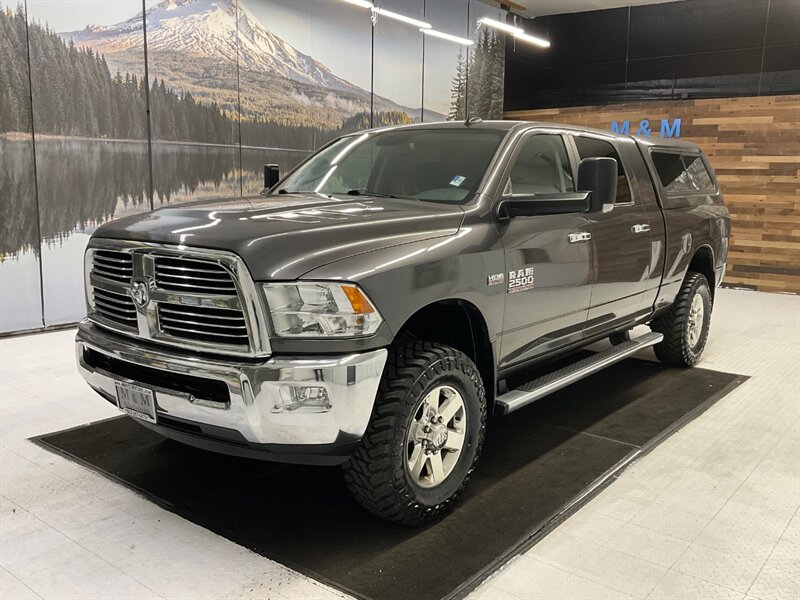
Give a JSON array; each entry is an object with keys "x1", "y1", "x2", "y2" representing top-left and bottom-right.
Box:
[{"x1": 63, "y1": 0, "x2": 364, "y2": 95}]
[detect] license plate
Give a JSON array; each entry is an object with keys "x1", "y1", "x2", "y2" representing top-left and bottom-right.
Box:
[{"x1": 115, "y1": 381, "x2": 157, "y2": 423}]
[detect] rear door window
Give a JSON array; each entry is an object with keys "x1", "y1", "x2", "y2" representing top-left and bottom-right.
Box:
[
  {"x1": 682, "y1": 155, "x2": 715, "y2": 192},
  {"x1": 652, "y1": 151, "x2": 716, "y2": 195}
]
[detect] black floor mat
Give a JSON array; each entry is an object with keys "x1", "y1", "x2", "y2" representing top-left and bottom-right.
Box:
[{"x1": 36, "y1": 359, "x2": 744, "y2": 600}]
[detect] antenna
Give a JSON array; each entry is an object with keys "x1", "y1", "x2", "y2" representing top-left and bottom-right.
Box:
[{"x1": 465, "y1": 116, "x2": 483, "y2": 127}]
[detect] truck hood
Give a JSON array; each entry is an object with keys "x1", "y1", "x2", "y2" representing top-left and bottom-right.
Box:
[{"x1": 93, "y1": 194, "x2": 464, "y2": 280}]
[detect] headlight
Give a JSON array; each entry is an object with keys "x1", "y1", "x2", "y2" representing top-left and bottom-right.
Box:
[{"x1": 262, "y1": 282, "x2": 383, "y2": 338}]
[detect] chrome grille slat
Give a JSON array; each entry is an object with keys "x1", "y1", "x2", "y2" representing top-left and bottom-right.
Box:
[
  {"x1": 94, "y1": 298, "x2": 136, "y2": 314},
  {"x1": 154, "y1": 280, "x2": 236, "y2": 291},
  {"x1": 93, "y1": 256, "x2": 132, "y2": 265},
  {"x1": 154, "y1": 256, "x2": 237, "y2": 294},
  {"x1": 159, "y1": 316, "x2": 247, "y2": 331},
  {"x1": 159, "y1": 306, "x2": 244, "y2": 321},
  {"x1": 158, "y1": 323, "x2": 248, "y2": 340},
  {"x1": 157, "y1": 273, "x2": 233, "y2": 284},
  {"x1": 94, "y1": 302, "x2": 137, "y2": 320},
  {"x1": 93, "y1": 290, "x2": 134, "y2": 308},
  {"x1": 157, "y1": 299, "x2": 248, "y2": 347},
  {"x1": 92, "y1": 252, "x2": 133, "y2": 283},
  {"x1": 92, "y1": 249, "x2": 133, "y2": 284},
  {"x1": 94, "y1": 263, "x2": 132, "y2": 274},
  {"x1": 157, "y1": 264, "x2": 232, "y2": 275},
  {"x1": 92, "y1": 283, "x2": 137, "y2": 328}
]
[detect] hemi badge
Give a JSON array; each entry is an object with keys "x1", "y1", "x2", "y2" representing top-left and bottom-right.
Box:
[{"x1": 488, "y1": 273, "x2": 505, "y2": 286}]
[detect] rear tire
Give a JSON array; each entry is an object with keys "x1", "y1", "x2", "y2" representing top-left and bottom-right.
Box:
[
  {"x1": 651, "y1": 272, "x2": 712, "y2": 367},
  {"x1": 343, "y1": 340, "x2": 486, "y2": 526}
]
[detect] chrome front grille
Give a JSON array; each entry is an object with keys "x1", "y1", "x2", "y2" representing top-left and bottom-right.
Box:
[
  {"x1": 157, "y1": 303, "x2": 249, "y2": 346},
  {"x1": 154, "y1": 256, "x2": 237, "y2": 294},
  {"x1": 92, "y1": 250, "x2": 133, "y2": 283},
  {"x1": 92, "y1": 287, "x2": 138, "y2": 329},
  {"x1": 85, "y1": 241, "x2": 270, "y2": 357}
]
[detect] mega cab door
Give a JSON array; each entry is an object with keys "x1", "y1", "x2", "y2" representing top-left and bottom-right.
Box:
[
  {"x1": 569, "y1": 134, "x2": 654, "y2": 337},
  {"x1": 498, "y1": 132, "x2": 592, "y2": 371}
]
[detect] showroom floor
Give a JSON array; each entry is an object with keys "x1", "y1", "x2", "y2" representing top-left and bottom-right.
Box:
[{"x1": 1, "y1": 288, "x2": 798, "y2": 600}]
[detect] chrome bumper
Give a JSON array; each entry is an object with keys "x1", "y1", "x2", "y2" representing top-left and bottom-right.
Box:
[{"x1": 76, "y1": 320, "x2": 387, "y2": 457}]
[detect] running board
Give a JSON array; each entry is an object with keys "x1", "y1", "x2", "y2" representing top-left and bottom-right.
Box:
[{"x1": 496, "y1": 331, "x2": 664, "y2": 415}]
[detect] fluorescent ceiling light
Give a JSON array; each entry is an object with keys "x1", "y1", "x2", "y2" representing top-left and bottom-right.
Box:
[
  {"x1": 339, "y1": 1, "x2": 432, "y2": 30},
  {"x1": 478, "y1": 16, "x2": 550, "y2": 48},
  {"x1": 341, "y1": 0, "x2": 373, "y2": 8},
  {"x1": 374, "y1": 7, "x2": 431, "y2": 29},
  {"x1": 478, "y1": 17, "x2": 523, "y2": 35},
  {"x1": 421, "y1": 28, "x2": 474, "y2": 46},
  {"x1": 515, "y1": 32, "x2": 550, "y2": 48}
]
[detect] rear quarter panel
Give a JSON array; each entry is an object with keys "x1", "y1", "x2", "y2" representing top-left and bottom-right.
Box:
[{"x1": 639, "y1": 146, "x2": 730, "y2": 310}]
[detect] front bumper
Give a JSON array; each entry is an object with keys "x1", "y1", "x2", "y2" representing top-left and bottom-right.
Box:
[{"x1": 76, "y1": 320, "x2": 387, "y2": 465}]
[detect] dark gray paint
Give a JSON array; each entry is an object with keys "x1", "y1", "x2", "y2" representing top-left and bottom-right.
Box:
[{"x1": 91, "y1": 121, "x2": 729, "y2": 382}]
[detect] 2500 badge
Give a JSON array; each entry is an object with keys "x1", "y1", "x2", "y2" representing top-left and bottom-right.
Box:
[{"x1": 508, "y1": 267, "x2": 535, "y2": 293}]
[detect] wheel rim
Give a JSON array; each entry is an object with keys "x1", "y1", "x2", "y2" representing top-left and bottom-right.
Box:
[
  {"x1": 687, "y1": 292, "x2": 705, "y2": 348},
  {"x1": 405, "y1": 385, "x2": 467, "y2": 489}
]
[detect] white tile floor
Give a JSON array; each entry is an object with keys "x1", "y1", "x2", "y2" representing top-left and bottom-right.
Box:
[{"x1": 1, "y1": 288, "x2": 798, "y2": 600}]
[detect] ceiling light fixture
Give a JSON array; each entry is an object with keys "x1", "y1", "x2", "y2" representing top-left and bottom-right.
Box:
[
  {"x1": 373, "y1": 7, "x2": 431, "y2": 29},
  {"x1": 341, "y1": 0, "x2": 373, "y2": 8},
  {"x1": 513, "y1": 32, "x2": 550, "y2": 48},
  {"x1": 478, "y1": 17, "x2": 523, "y2": 35},
  {"x1": 421, "y1": 28, "x2": 474, "y2": 46},
  {"x1": 478, "y1": 16, "x2": 550, "y2": 48},
  {"x1": 339, "y1": 0, "x2": 432, "y2": 30}
]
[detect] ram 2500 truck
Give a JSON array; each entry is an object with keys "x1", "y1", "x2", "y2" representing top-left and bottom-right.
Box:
[{"x1": 76, "y1": 121, "x2": 729, "y2": 525}]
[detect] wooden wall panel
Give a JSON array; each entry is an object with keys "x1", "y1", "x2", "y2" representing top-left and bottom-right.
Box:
[{"x1": 505, "y1": 94, "x2": 800, "y2": 294}]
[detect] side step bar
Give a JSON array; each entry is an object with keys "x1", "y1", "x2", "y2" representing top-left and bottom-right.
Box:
[{"x1": 495, "y1": 331, "x2": 664, "y2": 415}]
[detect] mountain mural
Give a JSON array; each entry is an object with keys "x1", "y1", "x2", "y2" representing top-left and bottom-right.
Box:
[{"x1": 62, "y1": 0, "x2": 441, "y2": 129}]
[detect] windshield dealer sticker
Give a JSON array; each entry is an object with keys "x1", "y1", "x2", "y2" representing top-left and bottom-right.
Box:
[
  {"x1": 449, "y1": 175, "x2": 466, "y2": 187},
  {"x1": 508, "y1": 267, "x2": 535, "y2": 293}
]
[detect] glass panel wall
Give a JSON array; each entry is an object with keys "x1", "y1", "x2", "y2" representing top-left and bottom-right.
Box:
[
  {"x1": 26, "y1": 0, "x2": 151, "y2": 326},
  {"x1": 0, "y1": 0, "x2": 506, "y2": 334},
  {"x1": 0, "y1": 0, "x2": 43, "y2": 332}
]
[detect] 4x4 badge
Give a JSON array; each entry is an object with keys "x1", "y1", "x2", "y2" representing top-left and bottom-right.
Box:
[{"x1": 487, "y1": 273, "x2": 505, "y2": 286}]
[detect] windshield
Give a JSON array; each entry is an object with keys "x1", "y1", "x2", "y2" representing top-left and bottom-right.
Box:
[{"x1": 276, "y1": 128, "x2": 507, "y2": 203}]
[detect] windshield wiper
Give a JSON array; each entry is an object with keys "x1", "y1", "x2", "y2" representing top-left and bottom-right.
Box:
[{"x1": 345, "y1": 188, "x2": 413, "y2": 200}]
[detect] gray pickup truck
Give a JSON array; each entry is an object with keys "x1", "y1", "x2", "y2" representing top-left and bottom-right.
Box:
[{"x1": 76, "y1": 121, "x2": 729, "y2": 524}]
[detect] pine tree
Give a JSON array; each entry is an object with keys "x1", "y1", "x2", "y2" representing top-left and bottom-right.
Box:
[{"x1": 449, "y1": 50, "x2": 467, "y2": 121}]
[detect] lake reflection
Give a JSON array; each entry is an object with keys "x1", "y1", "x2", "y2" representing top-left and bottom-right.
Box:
[{"x1": 0, "y1": 138, "x2": 309, "y2": 330}]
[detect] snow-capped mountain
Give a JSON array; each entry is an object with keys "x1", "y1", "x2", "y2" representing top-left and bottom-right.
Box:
[{"x1": 63, "y1": 0, "x2": 364, "y2": 96}]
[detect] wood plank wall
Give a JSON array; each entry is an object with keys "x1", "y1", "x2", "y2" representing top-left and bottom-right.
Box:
[{"x1": 505, "y1": 95, "x2": 800, "y2": 294}]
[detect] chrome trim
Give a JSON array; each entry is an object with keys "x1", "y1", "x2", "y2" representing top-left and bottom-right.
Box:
[
  {"x1": 76, "y1": 320, "x2": 386, "y2": 446},
  {"x1": 85, "y1": 239, "x2": 271, "y2": 358},
  {"x1": 496, "y1": 331, "x2": 664, "y2": 415},
  {"x1": 568, "y1": 232, "x2": 592, "y2": 243}
]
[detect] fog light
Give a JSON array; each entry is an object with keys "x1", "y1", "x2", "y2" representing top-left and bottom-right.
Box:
[{"x1": 272, "y1": 384, "x2": 332, "y2": 413}]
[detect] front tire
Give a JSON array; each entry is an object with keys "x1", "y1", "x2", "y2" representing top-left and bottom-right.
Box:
[
  {"x1": 343, "y1": 341, "x2": 486, "y2": 526},
  {"x1": 651, "y1": 272, "x2": 712, "y2": 367}
]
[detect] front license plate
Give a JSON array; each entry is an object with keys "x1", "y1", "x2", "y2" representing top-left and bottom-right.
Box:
[{"x1": 115, "y1": 381, "x2": 157, "y2": 424}]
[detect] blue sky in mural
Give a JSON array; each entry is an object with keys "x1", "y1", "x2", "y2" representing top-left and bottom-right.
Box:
[{"x1": 25, "y1": 0, "x2": 159, "y2": 30}]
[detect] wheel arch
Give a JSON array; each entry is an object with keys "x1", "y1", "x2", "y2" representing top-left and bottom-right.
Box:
[
  {"x1": 395, "y1": 299, "x2": 496, "y2": 410},
  {"x1": 688, "y1": 245, "x2": 715, "y2": 297}
]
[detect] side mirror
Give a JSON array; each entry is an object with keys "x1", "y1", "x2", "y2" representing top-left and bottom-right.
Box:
[
  {"x1": 498, "y1": 192, "x2": 591, "y2": 219},
  {"x1": 578, "y1": 157, "x2": 617, "y2": 212},
  {"x1": 264, "y1": 164, "x2": 280, "y2": 190}
]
